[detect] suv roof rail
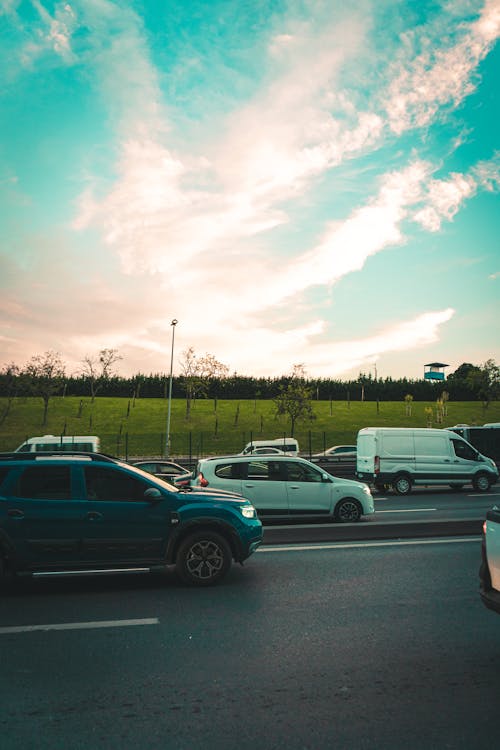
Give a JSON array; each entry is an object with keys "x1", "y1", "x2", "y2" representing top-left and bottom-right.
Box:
[{"x1": 0, "y1": 451, "x2": 118, "y2": 463}]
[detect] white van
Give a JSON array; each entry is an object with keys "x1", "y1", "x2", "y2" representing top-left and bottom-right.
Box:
[
  {"x1": 15, "y1": 435, "x2": 101, "y2": 453},
  {"x1": 240, "y1": 437, "x2": 299, "y2": 456},
  {"x1": 356, "y1": 427, "x2": 498, "y2": 494}
]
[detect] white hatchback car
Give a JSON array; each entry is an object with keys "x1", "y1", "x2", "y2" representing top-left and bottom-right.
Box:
[{"x1": 193, "y1": 455, "x2": 374, "y2": 523}]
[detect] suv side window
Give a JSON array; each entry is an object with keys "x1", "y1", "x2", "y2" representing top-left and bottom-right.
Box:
[
  {"x1": 84, "y1": 467, "x2": 150, "y2": 502},
  {"x1": 285, "y1": 462, "x2": 322, "y2": 483},
  {"x1": 14, "y1": 466, "x2": 72, "y2": 500}
]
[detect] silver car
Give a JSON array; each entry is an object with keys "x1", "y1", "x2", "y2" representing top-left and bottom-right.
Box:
[{"x1": 193, "y1": 455, "x2": 374, "y2": 523}]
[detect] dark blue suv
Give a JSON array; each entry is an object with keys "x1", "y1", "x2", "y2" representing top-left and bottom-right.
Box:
[{"x1": 0, "y1": 452, "x2": 262, "y2": 587}]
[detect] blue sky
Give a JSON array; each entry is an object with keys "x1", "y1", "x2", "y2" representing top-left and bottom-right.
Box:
[{"x1": 0, "y1": 0, "x2": 499, "y2": 381}]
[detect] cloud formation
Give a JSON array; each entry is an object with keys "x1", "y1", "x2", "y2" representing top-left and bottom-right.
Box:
[{"x1": 1, "y1": 1, "x2": 499, "y2": 378}]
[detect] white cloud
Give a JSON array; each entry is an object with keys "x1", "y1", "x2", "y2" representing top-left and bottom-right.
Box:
[{"x1": 385, "y1": 0, "x2": 500, "y2": 134}]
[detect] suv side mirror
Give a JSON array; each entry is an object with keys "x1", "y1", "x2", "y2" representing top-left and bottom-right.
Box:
[{"x1": 144, "y1": 487, "x2": 162, "y2": 501}]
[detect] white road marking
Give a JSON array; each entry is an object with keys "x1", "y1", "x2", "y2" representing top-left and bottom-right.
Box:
[
  {"x1": 469, "y1": 493, "x2": 500, "y2": 498},
  {"x1": 0, "y1": 618, "x2": 159, "y2": 635},
  {"x1": 259, "y1": 537, "x2": 480, "y2": 553},
  {"x1": 375, "y1": 508, "x2": 437, "y2": 513}
]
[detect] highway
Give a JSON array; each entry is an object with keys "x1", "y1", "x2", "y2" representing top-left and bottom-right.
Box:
[{"x1": 1, "y1": 537, "x2": 498, "y2": 749}]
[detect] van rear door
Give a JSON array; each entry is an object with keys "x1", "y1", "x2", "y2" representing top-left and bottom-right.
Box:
[{"x1": 356, "y1": 432, "x2": 377, "y2": 478}]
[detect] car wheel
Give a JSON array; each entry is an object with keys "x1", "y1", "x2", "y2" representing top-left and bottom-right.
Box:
[
  {"x1": 393, "y1": 474, "x2": 412, "y2": 495},
  {"x1": 176, "y1": 531, "x2": 232, "y2": 586},
  {"x1": 473, "y1": 473, "x2": 491, "y2": 492},
  {"x1": 334, "y1": 498, "x2": 362, "y2": 523}
]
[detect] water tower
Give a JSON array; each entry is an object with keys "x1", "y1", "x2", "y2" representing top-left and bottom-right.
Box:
[{"x1": 424, "y1": 362, "x2": 448, "y2": 381}]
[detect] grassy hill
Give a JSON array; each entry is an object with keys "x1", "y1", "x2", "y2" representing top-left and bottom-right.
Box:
[{"x1": 1, "y1": 396, "x2": 498, "y2": 458}]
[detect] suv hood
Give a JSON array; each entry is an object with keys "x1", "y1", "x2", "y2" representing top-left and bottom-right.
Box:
[{"x1": 181, "y1": 487, "x2": 245, "y2": 502}]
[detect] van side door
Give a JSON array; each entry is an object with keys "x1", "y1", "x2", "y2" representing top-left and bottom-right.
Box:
[
  {"x1": 450, "y1": 439, "x2": 481, "y2": 483},
  {"x1": 414, "y1": 434, "x2": 454, "y2": 485}
]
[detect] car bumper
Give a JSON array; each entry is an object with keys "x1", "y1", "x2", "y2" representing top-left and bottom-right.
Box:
[{"x1": 480, "y1": 586, "x2": 500, "y2": 614}]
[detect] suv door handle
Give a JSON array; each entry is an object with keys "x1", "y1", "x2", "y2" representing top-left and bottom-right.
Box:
[
  {"x1": 7, "y1": 509, "x2": 24, "y2": 519},
  {"x1": 86, "y1": 511, "x2": 103, "y2": 521}
]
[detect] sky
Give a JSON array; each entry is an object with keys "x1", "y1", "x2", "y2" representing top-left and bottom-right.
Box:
[{"x1": 0, "y1": 0, "x2": 499, "y2": 382}]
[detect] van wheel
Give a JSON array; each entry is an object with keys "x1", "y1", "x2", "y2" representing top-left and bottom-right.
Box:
[
  {"x1": 393, "y1": 475, "x2": 412, "y2": 495},
  {"x1": 334, "y1": 498, "x2": 362, "y2": 523},
  {"x1": 473, "y1": 473, "x2": 491, "y2": 492},
  {"x1": 176, "y1": 531, "x2": 232, "y2": 586}
]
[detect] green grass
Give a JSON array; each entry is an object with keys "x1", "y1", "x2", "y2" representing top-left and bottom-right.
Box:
[{"x1": 1, "y1": 396, "x2": 499, "y2": 458}]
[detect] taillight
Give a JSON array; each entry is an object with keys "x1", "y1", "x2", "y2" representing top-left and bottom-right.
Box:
[
  {"x1": 483, "y1": 520, "x2": 487, "y2": 535},
  {"x1": 198, "y1": 473, "x2": 209, "y2": 487},
  {"x1": 374, "y1": 456, "x2": 380, "y2": 475}
]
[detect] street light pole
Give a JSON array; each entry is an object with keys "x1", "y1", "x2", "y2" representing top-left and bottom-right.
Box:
[{"x1": 165, "y1": 319, "x2": 178, "y2": 457}]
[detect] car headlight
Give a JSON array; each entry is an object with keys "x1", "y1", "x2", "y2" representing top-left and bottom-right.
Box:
[
  {"x1": 240, "y1": 504, "x2": 257, "y2": 519},
  {"x1": 362, "y1": 485, "x2": 372, "y2": 494}
]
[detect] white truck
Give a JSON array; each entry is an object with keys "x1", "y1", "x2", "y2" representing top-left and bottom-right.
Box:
[
  {"x1": 356, "y1": 427, "x2": 498, "y2": 495},
  {"x1": 480, "y1": 506, "x2": 500, "y2": 615}
]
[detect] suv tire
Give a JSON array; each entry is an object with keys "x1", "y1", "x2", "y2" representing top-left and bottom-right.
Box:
[{"x1": 176, "y1": 531, "x2": 232, "y2": 586}]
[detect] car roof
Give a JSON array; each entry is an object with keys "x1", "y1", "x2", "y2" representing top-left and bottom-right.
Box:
[
  {"x1": 199, "y1": 454, "x2": 309, "y2": 464},
  {"x1": 0, "y1": 451, "x2": 119, "y2": 464}
]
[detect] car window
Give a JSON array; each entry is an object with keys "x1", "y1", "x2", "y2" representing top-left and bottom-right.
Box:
[
  {"x1": 285, "y1": 462, "x2": 322, "y2": 483},
  {"x1": 14, "y1": 466, "x2": 72, "y2": 500},
  {"x1": 247, "y1": 460, "x2": 282, "y2": 480},
  {"x1": 84, "y1": 466, "x2": 151, "y2": 502},
  {"x1": 452, "y1": 440, "x2": 477, "y2": 461},
  {"x1": 161, "y1": 465, "x2": 184, "y2": 475},
  {"x1": 214, "y1": 462, "x2": 245, "y2": 479},
  {"x1": 136, "y1": 462, "x2": 156, "y2": 472}
]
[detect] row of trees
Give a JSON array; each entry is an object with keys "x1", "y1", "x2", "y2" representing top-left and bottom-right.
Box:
[{"x1": 1, "y1": 350, "x2": 499, "y2": 427}]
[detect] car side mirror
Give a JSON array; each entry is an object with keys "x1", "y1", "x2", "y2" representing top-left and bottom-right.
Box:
[
  {"x1": 322, "y1": 473, "x2": 331, "y2": 482},
  {"x1": 144, "y1": 487, "x2": 162, "y2": 501}
]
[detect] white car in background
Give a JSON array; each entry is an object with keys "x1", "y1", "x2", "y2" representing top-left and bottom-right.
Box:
[{"x1": 311, "y1": 445, "x2": 357, "y2": 462}]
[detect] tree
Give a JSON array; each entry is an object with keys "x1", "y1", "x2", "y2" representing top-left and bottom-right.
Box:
[
  {"x1": 178, "y1": 349, "x2": 229, "y2": 418},
  {"x1": 273, "y1": 364, "x2": 315, "y2": 436},
  {"x1": 80, "y1": 349, "x2": 122, "y2": 402},
  {"x1": 467, "y1": 359, "x2": 500, "y2": 407},
  {"x1": 179, "y1": 347, "x2": 204, "y2": 419},
  {"x1": 24, "y1": 351, "x2": 66, "y2": 425},
  {"x1": 0, "y1": 362, "x2": 21, "y2": 424}
]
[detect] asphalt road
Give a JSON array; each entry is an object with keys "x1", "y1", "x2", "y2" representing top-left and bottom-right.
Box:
[
  {"x1": 1, "y1": 537, "x2": 498, "y2": 750},
  {"x1": 263, "y1": 484, "x2": 500, "y2": 543}
]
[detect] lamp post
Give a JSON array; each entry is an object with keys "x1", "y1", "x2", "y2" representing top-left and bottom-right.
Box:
[{"x1": 165, "y1": 319, "x2": 178, "y2": 457}]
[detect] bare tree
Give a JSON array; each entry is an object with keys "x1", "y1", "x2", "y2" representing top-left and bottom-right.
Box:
[
  {"x1": 179, "y1": 347, "x2": 203, "y2": 419},
  {"x1": 274, "y1": 364, "x2": 315, "y2": 436},
  {"x1": 178, "y1": 349, "x2": 229, "y2": 419},
  {"x1": 24, "y1": 351, "x2": 66, "y2": 425},
  {"x1": 80, "y1": 348, "x2": 122, "y2": 402}
]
